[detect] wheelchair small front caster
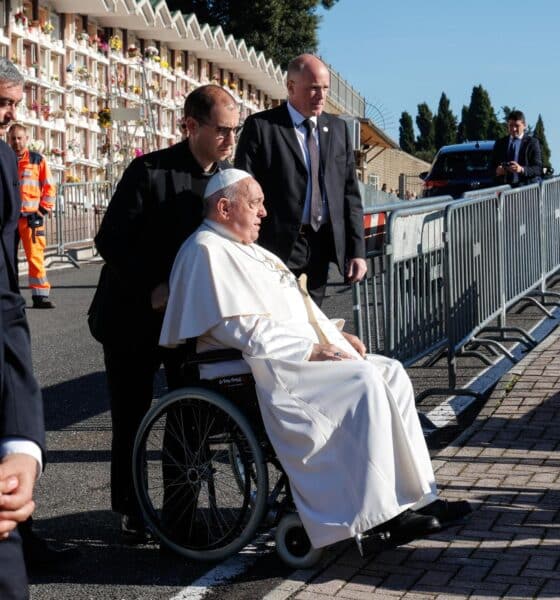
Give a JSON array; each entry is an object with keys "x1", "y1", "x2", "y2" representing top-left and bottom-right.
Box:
[{"x1": 275, "y1": 513, "x2": 324, "y2": 569}]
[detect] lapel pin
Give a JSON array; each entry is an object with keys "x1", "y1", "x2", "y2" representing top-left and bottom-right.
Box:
[{"x1": 323, "y1": 126, "x2": 328, "y2": 132}]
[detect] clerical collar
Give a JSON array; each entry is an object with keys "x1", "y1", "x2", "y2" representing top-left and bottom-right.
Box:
[
  {"x1": 186, "y1": 141, "x2": 219, "y2": 177},
  {"x1": 203, "y1": 218, "x2": 244, "y2": 243},
  {"x1": 287, "y1": 102, "x2": 317, "y2": 129}
]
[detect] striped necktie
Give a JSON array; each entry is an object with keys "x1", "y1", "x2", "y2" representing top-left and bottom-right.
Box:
[{"x1": 303, "y1": 118, "x2": 322, "y2": 231}]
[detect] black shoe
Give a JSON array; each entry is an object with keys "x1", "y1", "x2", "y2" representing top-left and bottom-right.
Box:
[
  {"x1": 32, "y1": 296, "x2": 55, "y2": 309},
  {"x1": 418, "y1": 499, "x2": 472, "y2": 528},
  {"x1": 121, "y1": 514, "x2": 152, "y2": 543},
  {"x1": 384, "y1": 509, "x2": 441, "y2": 547},
  {"x1": 356, "y1": 529, "x2": 392, "y2": 558},
  {"x1": 21, "y1": 529, "x2": 80, "y2": 569}
]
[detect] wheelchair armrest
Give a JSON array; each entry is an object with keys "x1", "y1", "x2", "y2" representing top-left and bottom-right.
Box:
[{"x1": 184, "y1": 348, "x2": 243, "y2": 365}]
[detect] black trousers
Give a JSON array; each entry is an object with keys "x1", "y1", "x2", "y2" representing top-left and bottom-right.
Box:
[
  {"x1": 103, "y1": 341, "x2": 183, "y2": 517},
  {"x1": 0, "y1": 529, "x2": 28, "y2": 600},
  {"x1": 287, "y1": 223, "x2": 337, "y2": 307}
]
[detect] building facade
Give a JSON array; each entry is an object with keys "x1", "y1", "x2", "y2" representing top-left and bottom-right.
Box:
[{"x1": 0, "y1": 0, "x2": 287, "y2": 184}]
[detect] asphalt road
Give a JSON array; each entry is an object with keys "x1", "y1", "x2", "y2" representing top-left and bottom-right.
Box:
[{"x1": 23, "y1": 259, "x2": 560, "y2": 599}]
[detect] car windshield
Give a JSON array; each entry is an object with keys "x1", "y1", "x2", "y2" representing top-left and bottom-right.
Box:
[{"x1": 431, "y1": 150, "x2": 493, "y2": 178}]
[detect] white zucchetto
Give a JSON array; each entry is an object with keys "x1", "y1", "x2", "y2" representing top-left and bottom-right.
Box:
[{"x1": 204, "y1": 168, "x2": 252, "y2": 198}]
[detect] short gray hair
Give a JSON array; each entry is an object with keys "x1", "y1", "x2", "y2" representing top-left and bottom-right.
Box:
[
  {"x1": 203, "y1": 182, "x2": 239, "y2": 217},
  {"x1": 0, "y1": 58, "x2": 24, "y2": 86}
]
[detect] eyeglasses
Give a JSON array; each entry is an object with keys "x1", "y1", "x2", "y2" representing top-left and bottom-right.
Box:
[{"x1": 199, "y1": 121, "x2": 242, "y2": 139}]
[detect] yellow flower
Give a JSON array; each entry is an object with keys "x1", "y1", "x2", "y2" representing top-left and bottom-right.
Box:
[{"x1": 109, "y1": 35, "x2": 122, "y2": 51}]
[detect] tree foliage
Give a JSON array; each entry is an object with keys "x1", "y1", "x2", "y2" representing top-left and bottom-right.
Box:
[
  {"x1": 434, "y1": 92, "x2": 457, "y2": 150},
  {"x1": 534, "y1": 114, "x2": 552, "y2": 171},
  {"x1": 165, "y1": 0, "x2": 339, "y2": 68},
  {"x1": 457, "y1": 105, "x2": 468, "y2": 143},
  {"x1": 399, "y1": 111, "x2": 415, "y2": 155},
  {"x1": 465, "y1": 85, "x2": 504, "y2": 141},
  {"x1": 415, "y1": 102, "x2": 435, "y2": 157}
]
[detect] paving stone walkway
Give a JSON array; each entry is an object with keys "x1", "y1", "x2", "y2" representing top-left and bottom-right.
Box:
[{"x1": 271, "y1": 326, "x2": 560, "y2": 599}]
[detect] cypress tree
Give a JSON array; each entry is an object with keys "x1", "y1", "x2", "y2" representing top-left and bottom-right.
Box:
[
  {"x1": 466, "y1": 85, "x2": 502, "y2": 141},
  {"x1": 399, "y1": 111, "x2": 416, "y2": 154},
  {"x1": 434, "y1": 92, "x2": 457, "y2": 150},
  {"x1": 457, "y1": 105, "x2": 468, "y2": 143},
  {"x1": 534, "y1": 114, "x2": 552, "y2": 172},
  {"x1": 415, "y1": 102, "x2": 435, "y2": 160}
]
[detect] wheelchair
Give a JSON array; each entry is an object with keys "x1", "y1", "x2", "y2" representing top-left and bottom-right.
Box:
[{"x1": 132, "y1": 348, "x2": 326, "y2": 568}]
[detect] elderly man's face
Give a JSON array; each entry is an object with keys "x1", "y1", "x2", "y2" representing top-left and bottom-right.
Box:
[
  {"x1": 227, "y1": 179, "x2": 267, "y2": 244},
  {"x1": 0, "y1": 82, "x2": 23, "y2": 132}
]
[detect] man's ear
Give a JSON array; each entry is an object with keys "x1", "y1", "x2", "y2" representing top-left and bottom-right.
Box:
[
  {"x1": 215, "y1": 197, "x2": 231, "y2": 220},
  {"x1": 286, "y1": 79, "x2": 295, "y2": 98},
  {"x1": 184, "y1": 116, "x2": 197, "y2": 137}
]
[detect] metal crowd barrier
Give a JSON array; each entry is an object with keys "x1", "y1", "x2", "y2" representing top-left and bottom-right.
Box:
[
  {"x1": 540, "y1": 177, "x2": 560, "y2": 287},
  {"x1": 45, "y1": 182, "x2": 112, "y2": 267},
  {"x1": 354, "y1": 177, "x2": 560, "y2": 399},
  {"x1": 385, "y1": 201, "x2": 450, "y2": 365},
  {"x1": 354, "y1": 195, "x2": 453, "y2": 357}
]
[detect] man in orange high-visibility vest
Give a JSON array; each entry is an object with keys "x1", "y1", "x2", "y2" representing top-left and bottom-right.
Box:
[{"x1": 8, "y1": 124, "x2": 55, "y2": 308}]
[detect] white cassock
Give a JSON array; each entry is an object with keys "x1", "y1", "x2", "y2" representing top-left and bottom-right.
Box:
[{"x1": 160, "y1": 220, "x2": 438, "y2": 549}]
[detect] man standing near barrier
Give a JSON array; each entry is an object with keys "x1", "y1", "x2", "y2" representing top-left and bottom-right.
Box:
[
  {"x1": 235, "y1": 54, "x2": 367, "y2": 306},
  {"x1": 8, "y1": 123, "x2": 56, "y2": 309},
  {"x1": 88, "y1": 84, "x2": 239, "y2": 541},
  {"x1": 491, "y1": 110, "x2": 542, "y2": 187}
]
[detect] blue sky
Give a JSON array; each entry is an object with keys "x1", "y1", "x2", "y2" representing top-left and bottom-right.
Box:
[{"x1": 318, "y1": 0, "x2": 560, "y2": 169}]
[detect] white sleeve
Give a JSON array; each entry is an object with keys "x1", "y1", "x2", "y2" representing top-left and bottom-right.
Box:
[
  {"x1": 208, "y1": 315, "x2": 314, "y2": 361},
  {"x1": 0, "y1": 438, "x2": 43, "y2": 478}
]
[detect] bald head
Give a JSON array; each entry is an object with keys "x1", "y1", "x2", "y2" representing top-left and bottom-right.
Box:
[
  {"x1": 183, "y1": 84, "x2": 236, "y2": 122},
  {"x1": 287, "y1": 54, "x2": 330, "y2": 117}
]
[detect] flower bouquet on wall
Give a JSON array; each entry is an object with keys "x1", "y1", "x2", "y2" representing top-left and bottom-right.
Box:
[
  {"x1": 13, "y1": 10, "x2": 28, "y2": 29},
  {"x1": 144, "y1": 46, "x2": 159, "y2": 60},
  {"x1": 98, "y1": 107, "x2": 111, "y2": 129}
]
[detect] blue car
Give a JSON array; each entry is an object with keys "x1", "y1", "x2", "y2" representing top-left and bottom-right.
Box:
[{"x1": 420, "y1": 141, "x2": 496, "y2": 198}]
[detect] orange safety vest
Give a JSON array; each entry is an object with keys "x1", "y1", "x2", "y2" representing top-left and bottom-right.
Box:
[{"x1": 17, "y1": 148, "x2": 56, "y2": 215}]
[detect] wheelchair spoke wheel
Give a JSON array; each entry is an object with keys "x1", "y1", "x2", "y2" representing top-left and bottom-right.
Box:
[{"x1": 133, "y1": 387, "x2": 268, "y2": 561}]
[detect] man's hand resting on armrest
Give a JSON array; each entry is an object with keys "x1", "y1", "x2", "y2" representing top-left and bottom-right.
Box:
[
  {"x1": 341, "y1": 331, "x2": 366, "y2": 357},
  {"x1": 309, "y1": 344, "x2": 356, "y2": 361}
]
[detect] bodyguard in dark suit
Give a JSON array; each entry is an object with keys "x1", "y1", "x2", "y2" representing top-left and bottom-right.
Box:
[
  {"x1": 0, "y1": 58, "x2": 45, "y2": 600},
  {"x1": 235, "y1": 54, "x2": 367, "y2": 306},
  {"x1": 491, "y1": 109, "x2": 542, "y2": 186},
  {"x1": 88, "y1": 85, "x2": 239, "y2": 539}
]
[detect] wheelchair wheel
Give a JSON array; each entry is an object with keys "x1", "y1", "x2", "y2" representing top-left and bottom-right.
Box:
[
  {"x1": 133, "y1": 387, "x2": 268, "y2": 561},
  {"x1": 275, "y1": 513, "x2": 324, "y2": 569}
]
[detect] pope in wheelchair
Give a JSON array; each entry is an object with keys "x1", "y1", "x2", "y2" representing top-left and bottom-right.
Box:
[{"x1": 134, "y1": 169, "x2": 471, "y2": 567}]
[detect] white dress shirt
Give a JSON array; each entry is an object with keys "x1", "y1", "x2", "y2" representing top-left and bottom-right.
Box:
[{"x1": 286, "y1": 102, "x2": 329, "y2": 225}]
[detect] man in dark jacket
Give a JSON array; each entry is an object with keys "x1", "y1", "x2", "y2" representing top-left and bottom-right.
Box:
[
  {"x1": 235, "y1": 54, "x2": 366, "y2": 306},
  {"x1": 491, "y1": 109, "x2": 542, "y2": 186},
  {"x1": 0, "y1": 57, "x2": 45, "y2": 600},
  {"x1": 88, "y1": 85, "x2": 238, "y2": 539}
]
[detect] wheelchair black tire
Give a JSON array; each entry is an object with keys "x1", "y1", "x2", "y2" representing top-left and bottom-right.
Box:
[
  {"x1": 133, "y1": 386, "x2": 268, "y2": 562},
  {"x1": 275, "y1": 513, "x2": 325, "y2": 569}
]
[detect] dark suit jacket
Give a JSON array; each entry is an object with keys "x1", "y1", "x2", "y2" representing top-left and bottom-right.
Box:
[
  {"x1": 89, "y1": 141, "x2": 227, "y2": 346},
  {"x1": 490, "y1": 134, "x2": 543, "y2": 185},
  {"x1": 235, "y1": 104, "x2": 365, "y2": 273},
  {"x1": 0, "y1": 140, "x2": 44, "y2": 454}
]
